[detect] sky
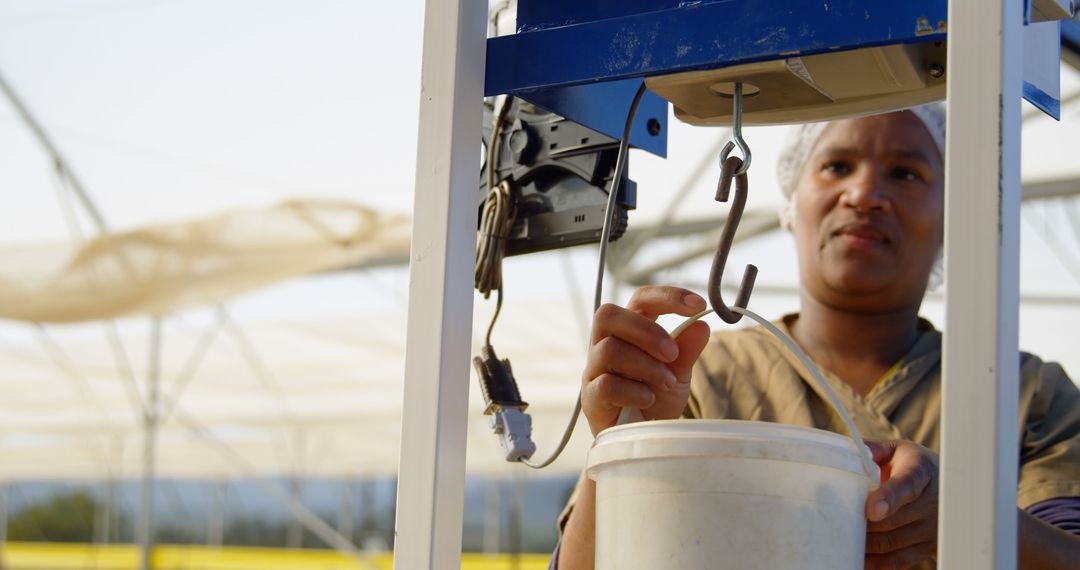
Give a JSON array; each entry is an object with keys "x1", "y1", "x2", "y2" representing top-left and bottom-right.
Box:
[{"x1": 0, "y1": 0, "x2": 426, "y2": 243}]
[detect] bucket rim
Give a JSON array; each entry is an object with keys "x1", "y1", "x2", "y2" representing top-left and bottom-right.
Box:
[
  {"x1": 587, "y1": 419, "x2": 872, "y2": 478},
  {"x1": 595, "y1": 419, "x2": 855, "y2": 448}
]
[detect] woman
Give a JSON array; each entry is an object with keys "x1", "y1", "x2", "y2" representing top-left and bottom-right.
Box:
[{"x1": 555, "y1": 106, "x2": 1080, "y2": 569}]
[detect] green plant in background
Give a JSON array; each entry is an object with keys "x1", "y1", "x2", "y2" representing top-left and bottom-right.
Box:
[{"x1": 8, "y1": 491, "x2": 98, "y2": 542}]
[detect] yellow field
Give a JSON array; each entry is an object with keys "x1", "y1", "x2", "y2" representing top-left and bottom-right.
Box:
[{"x1": 0, "y1": 542, "x2": 550, "y2": 570}]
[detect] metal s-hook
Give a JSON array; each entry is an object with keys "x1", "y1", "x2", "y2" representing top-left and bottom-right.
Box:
[
  {"x1": 718, "y1": 82, "x2": 751, "y2": 176},
  {"x1": 709, "y1": 156, "x2": 758, "y2": 324}
]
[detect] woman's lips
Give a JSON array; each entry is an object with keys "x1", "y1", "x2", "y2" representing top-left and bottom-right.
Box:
[{"x1": 833, "y1": 224, "x2": 891, "y2": 250}]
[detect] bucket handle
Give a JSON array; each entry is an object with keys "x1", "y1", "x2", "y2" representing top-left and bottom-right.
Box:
[{"x1": 617, "y1": 306, "x2": 879, "y2": 482}]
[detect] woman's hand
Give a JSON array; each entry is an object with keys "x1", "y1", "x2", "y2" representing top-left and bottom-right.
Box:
[
  {"x1": 580, "y1": 286, "x2": 711, "y2": 437},
  {"x1": 863, "y1": 439, "x2": 940, "y2": 569}
]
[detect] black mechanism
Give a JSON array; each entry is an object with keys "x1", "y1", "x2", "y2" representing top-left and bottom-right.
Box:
[{"x1": 480, "y1": 100, "x2": 636, "y2": 256}]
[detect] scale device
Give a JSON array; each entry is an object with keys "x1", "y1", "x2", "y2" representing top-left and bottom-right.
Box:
[
  {"x1": 478, "y1": 1, "x2": 1072, "y2": 260},
  {"x1": 475, "y1": 0, "x2": 1067, "y2": 465}
]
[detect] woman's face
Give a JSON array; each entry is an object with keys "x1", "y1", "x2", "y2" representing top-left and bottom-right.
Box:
[{"x1": 792, "y1": 112, "x2": 944, "y2": 312}]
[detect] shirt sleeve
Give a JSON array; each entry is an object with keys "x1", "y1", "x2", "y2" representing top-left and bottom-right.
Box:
[
  {"x1": 549, "y1": 540, "x2": 561, "y2": 569},
  {"x1": 1027, "y1": 497, "x2": 1080, "y2": 535},
  {"x1": 555, "y1": 472, "x2": 585, "y2": 538},
  {"x1": 1017, "y1": 354, "x2": 1080, "y2": 508}
]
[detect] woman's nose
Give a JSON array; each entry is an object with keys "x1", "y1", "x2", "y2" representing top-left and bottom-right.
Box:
[{"x1": 839, "y1": 170, "x2": 890, "y2": 214}]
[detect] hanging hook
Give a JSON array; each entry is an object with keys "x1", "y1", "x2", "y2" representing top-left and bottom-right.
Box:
[
  {"x1": 718, "y1": 82, "x2": 751, "y2": 176},
  {"x1": 709, "y1": 156, "x2": 758, "y2": 324}
]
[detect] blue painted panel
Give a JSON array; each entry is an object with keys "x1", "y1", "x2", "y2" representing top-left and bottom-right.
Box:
[
  {"x1": 487, "y1": 0, "x2": 948, "y2": 95},
  {"x1": 520, "y1": 79, "x2": 668, "y2": 158},
  {"x1": 517, "y1": 0, "x2": 683, "y2": 32},
  {"x1": 1024, "y1": 82, "x2": 1061, "y2": 119},
  {"x1": 1023, "y1": 20, "x2": 1061, "y2": 120}
]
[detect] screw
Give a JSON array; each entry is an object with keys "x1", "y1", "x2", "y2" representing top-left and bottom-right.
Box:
[
  {"x1": 928, "y1": 64, "x2": 945, "y2": 79},
  {"x1": 508, "y1": 129, "x2": 528, "y2": 153},
  {"x1": 647, "y1": 118, "x2": 662, "y2": 136}
]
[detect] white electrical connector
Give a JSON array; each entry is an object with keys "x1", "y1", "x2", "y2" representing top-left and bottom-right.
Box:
[{"x1": 489, "y1": 407, "x2": 537, "y2": 462}]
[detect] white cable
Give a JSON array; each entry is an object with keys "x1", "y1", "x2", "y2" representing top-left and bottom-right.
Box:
[
  {"x1": 520, "y1": 82, "x2": 649, "y2": 469},
  {"x1": 642, "y1": 306, "x2": 878, "y2": 481}
]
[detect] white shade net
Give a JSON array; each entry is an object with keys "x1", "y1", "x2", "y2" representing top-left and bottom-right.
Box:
[{"x1": 0, "y1": 200, "x2": 410, "y2": 323}]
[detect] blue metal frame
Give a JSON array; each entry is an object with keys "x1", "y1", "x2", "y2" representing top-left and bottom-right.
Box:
[
  {"x1": 492, "y1": 0, "x2": 1070, "y2": 157},
  {"x1": 1023, "y1": 20, "x2": 1062, "y2": 119},
  {"x1": 1024, "y1": 80, "x2": 1061, "y2": 117},
  {"x1": 520, "y1": 79, "x2": 669, "y2": 158},
  {"x1": 517, "y1": 0, "x2": 687, "y2": 32},
  {"x1": 487, "y1": 0, "x2": 948, "y2": 95},
  {"x1": 488, "y1": 0, "x2": 948, "y2": 156}
]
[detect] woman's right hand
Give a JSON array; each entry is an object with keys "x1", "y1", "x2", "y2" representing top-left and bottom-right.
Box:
[{"x1": 580, "y1": 286, "x2": 713, "y2": 436}]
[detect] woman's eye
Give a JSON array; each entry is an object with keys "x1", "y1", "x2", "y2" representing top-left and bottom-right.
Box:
[
  {"x1": 891, "y1": 168, "x2": 922, "y2": 182},
  {"x1": 822, "y1": 161, "x2": 851, "y2": 175}
]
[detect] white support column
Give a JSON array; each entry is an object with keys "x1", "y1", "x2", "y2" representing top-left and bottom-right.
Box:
[
  {"x1": 137, "y1": 317, "x2": 163, "y2": 570},
  {"x1": 95, "y1": 477, "x2": 113, "y2": 544},
  {"x1": 393, "y1": 0, "x2": 485, "y2": 567},
  {"x1": 360, "y1": 479, "x2": 377, "y2": 547},
  {"x1": 287, "y1": 430, "x2": 306, "y2": 550},
  {"x1": 939, "y1": 0, "x2": 1023, "y2": 567},
  {"x1": 0, "y1": 483, "x2": 8, "y2": 570},
  {"x1": 482, "y1": 478, "x2": 500, "y2": 555},
  {"x1": 287, "y1": 475, "x2": 304, "y2": 549},
  {"x1": 0, "y1": 483, "x2": 8, "y2": 557},
  {"x1": 336, "y1": 480, "x2": 354, "y2": 546},
  {"x1": 207, "y1": 480, "x2": 225, "y2": 548}
]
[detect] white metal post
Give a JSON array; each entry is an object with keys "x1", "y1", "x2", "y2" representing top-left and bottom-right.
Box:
[
  {"x1": 0, "y1": 483, "x2": 8, "y2": 561},
  {"x1": 337, "y1": 480, "x2": 354, "y2": 545},
  {"x1": 482, "y1": 478, "x2": 500, "y2": 554},
  {"x1": 0, "y1": 483, "x2": 7, "y2": 546},
  {"x1": 393, "y1": 0, "x2": 485, "y2": 566},
  {"x1": 95, "y1": 477, "x2": 113, "y2": 544},
  {"x1": 207, "y1": 480, "x2": 225, "y2": 548},
  {"x1": 939, "y1": 0, "x2": 1023, "y2": 567},
  {"x1": 137, "y1": 317, "x2": 163, "y2": 570},
  {"x1": 287, "y1": 430, "x2": 306, "y2": 550}
]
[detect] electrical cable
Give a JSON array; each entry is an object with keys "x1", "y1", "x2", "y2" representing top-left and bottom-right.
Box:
[
  {"x1": 475, "y1": 179, "x2": 514, "y2": 299},
  {"x1": 519, "y1": 82, "x2": 649, "y2": 469},
  {"x1": 476, "y1": 94, "x2": 516, "y2": 346}
]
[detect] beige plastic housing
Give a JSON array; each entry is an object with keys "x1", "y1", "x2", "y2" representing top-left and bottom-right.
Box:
[{"x1": 646, "y1": 41, "x2": 946, "y2": 126}]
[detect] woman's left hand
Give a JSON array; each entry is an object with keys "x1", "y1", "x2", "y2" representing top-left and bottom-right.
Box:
[{"x1": 862, "y1": 439, "x2": 940, "y2": 569}]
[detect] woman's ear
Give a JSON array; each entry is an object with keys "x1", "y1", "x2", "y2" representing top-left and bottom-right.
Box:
[{"x1": 779, "y1": 192, "x2": 798, "y2": 231}]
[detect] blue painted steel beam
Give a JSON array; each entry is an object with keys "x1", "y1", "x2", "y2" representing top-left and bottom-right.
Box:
[
  {"x1": 486, "y1": 0, "x2": 948, "y2": 96},
  {"x1": 517, "y1": 0, "x2": 686, "y2": 32},
  {"x1": 520, "y1": 79, "x2": 668, "y2": 158}
]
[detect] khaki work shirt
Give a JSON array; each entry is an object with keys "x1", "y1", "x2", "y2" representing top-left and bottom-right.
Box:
[
  {"x1": 688, "y1": 315, "x2": 1080, "y2": 509},
  {"x1": 559, "y1": 315, "x2": 1080, "y2": 568}
]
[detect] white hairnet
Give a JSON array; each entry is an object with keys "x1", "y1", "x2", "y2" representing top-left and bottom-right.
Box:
[{"x1": 775, "y1": 103, "x2": 946, "y2": 290}]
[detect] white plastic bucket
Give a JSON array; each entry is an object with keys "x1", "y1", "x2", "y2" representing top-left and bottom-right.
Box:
[{"x1": 587, "y1": 419, "x2": 874, "y2": 569}]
